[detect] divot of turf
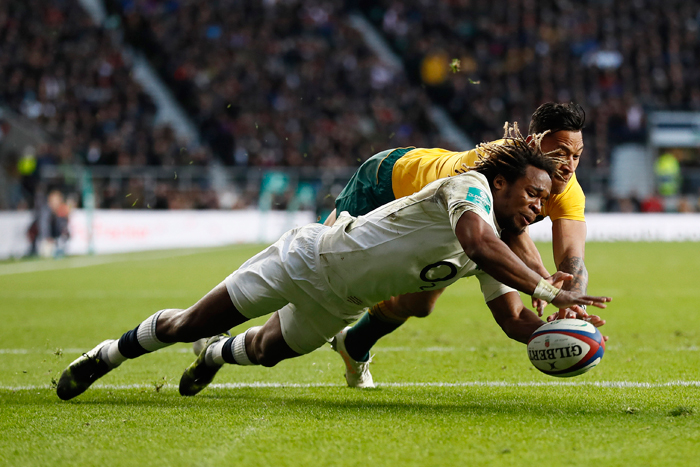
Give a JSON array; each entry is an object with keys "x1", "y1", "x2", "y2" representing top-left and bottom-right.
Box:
[{"x1": 669, "y1": 406, "x2": 694, "y2": 417}]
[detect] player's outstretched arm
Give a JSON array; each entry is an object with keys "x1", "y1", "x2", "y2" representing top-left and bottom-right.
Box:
[
  {"x1": 547, "y1": 218, "x2": 593, "y2": 318},
  {"x1": 487, "y1": 292, "x2": 544, "y2": 344},
  {"x1": 456, "y1": 212, "x2": 546, "y2": 296},
  {"x1": 544, "y1": 270, "x2": 610, "y2": 309},
  {"x1": 456, "y1": 212, "x2": 611, "y2": 309},
  {"x1": 552, "y1": 219, "x2": 588, "y2": 295},
  {"x1": 501, "y1": 229, "x2": 549, "y2": 277},
  {"x1": 550, "y1": 289, "x2": 610, "y2": 309},
  {"x1": 501, "y1": 228, "x2": 550, "y2": 315}
]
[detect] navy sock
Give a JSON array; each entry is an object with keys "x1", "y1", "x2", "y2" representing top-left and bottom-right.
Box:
[
  {"x1": 344, "y1": 310, "x2": 403, "y2": 362},
  {"x1": 220, "y1": 337, "x2": 237, "y2": 364},
  {"x1": 117, "y1": 326, "x2": 148, "y2": 359}
]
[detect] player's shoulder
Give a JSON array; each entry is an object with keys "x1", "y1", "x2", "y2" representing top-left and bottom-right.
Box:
[
  {"x1": 564, "y1": 172, "x2": 582, "y2": 189},
  {"x1": 558, "y1": 173, "x2": 585, "y2": 199},
  {"x1": 433, "y1": 171, "x2": 492, "y2": 208},
  {"x1": 540, "y1": 172, "x2": 586, "y2": 222},
  {"x1": 438, "y1": 170, "x2": 489, "y2": 189},
  {"x1": 402, "y1": 147, "x2": 455, "y2": 159}
]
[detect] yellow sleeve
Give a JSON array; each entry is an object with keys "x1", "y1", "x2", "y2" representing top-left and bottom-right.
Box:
[
  {"x1": 391, "y1": 142, "x2": 502, "y2": 199},
  {"x1": 542, "y1": 174, "x2": 586, "y2": 221}
]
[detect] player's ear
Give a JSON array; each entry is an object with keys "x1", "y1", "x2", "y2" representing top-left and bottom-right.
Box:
[{"x1": 493, "y1": 174, "x2": 506, "y2": 191}]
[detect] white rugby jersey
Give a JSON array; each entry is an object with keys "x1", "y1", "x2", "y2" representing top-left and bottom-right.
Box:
[{"x1": 317, "y1": 171, "x2": 515, "y2": 313}]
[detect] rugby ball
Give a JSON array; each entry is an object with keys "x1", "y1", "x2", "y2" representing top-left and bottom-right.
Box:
[{"x1": 527, "y1": 319, "x2": 605, "y2": 377}]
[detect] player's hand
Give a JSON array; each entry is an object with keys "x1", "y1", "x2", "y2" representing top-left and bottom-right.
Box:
[
  {"x1": 547, "y1": 306, "x2": 606, "y2": 326},
  {"x1": 532, "y1": 271, "x2": 562, "y2": 315},
  {"x1": 546, "y1": 305, "x2": 609, "y2": 341},
  {"x1": 554, "y1": 305, "x2": 589, "y2": 321},
  {"x1": 531, "y1": 272, "x2": 571, "y2": 315},
  {"x1": 544, "y1": 271, "x2": 572, "y2": 289},
  {"x1": 547, "y1": 307, "x2": 582, "y2": 322},
  {"x1": 551, "y1": 290, "x2": 612, "y2": 310},
  {"x1": 532, "y1": 297, "x2": 547, "y2": 316}
]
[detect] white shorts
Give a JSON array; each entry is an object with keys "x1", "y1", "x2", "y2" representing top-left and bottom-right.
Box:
[{"x1": 224, "y1": 224, "x2": 361, "y2": 355}]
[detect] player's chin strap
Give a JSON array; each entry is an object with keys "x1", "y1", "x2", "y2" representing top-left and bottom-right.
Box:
[{"x1": 533, "y1": 278, "x2": 560, "y2": 303}]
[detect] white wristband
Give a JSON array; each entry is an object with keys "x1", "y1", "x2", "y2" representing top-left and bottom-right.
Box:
[{"x1": 533, "y1": 278, "x2": 560, "y2": 303}]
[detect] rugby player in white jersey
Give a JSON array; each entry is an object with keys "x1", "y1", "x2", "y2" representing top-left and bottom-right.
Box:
[{"x1": 56, "y1": 130, "x2": 611, "y2": 400}]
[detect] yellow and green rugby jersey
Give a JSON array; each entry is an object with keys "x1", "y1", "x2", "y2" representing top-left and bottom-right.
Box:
[{"x1": 391, "y1": 145, "x2": 586, "y2": 222}]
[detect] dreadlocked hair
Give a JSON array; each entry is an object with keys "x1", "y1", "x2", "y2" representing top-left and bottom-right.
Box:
[{"x1": 472, "y1": 122, "x2": 566, "y2": 186}]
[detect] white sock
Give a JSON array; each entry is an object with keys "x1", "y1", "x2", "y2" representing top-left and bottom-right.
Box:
[
  {"x1": 101, "y1": 340, "x2": 126, "y2": 369},
  {"x1": 205, "y1": 327, "x2": 261, "y2": 366},
  {"x1": 99, "y1": 310, "x2": 174, "y2": 368},
  {"x1": 205, "y1": 338, "x2": 227, "y2": 366},
  {"x1": 136, "y1": 310, "x2": 171, "y2": 351},
  {"x1": 232, "y1": 328, "x2": 257, "y2": 365}
]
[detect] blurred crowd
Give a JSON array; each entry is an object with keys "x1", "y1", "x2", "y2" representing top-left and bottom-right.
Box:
[
  {"x1": 0, "y1": 0, "x2": 210, "y2": 209},
  {"x1": 1, "y1": 0, "x2": 445, "y2": 211},
  {"x1": 106, "y1": 0, "x2": 444, "y2": 167},
  {"x1": 604, "y1": 191, "x2": 700, "y2": 213},
  {"x1": 359, "y1": 0, "x2": 700, "y2": 168},
  {"x1": 2, "y1": 0, "x2": 700, "y2": 214},
  {"x1": 0, "y1": 0, "x2": 209, "y2": 165}
]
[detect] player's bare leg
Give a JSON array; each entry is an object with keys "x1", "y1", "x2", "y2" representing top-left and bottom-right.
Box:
[
  {"x1": 245, "y1": 312, "x2": 300, "y2": 366},
  {"x1": 391, "y1": 288, "x2": 446, "y2": 319},
  {"x1": 156, "y1": 284, "x2": 246, "y2": 342},
  {"x1": 57, "y1": 284, "x2": 248, "y2": 401}
]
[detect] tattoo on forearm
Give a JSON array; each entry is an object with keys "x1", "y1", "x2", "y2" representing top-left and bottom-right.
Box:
[{"x1": 557, "y1": 256, "x2": 588, "y2": 294}]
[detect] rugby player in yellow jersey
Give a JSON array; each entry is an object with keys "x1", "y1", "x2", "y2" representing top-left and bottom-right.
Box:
[
  {"x1": 326, "y1": 102, "x2": 600, "y2": 388},
  {"x1": 56, "y1": 132, "x2": 611, "y2": 401}
]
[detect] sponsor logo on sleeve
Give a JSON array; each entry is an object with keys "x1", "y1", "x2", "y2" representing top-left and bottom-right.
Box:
[{"x1": 465, "y1": 187, "x2": 491, "y2": 214}]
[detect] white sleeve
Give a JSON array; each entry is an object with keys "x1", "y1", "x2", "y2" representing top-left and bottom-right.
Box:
[
  {"x1": 436, "y1": 172, "x2": 496, "y2": 234},
  {"x1": 475, "y1": 270, "x2": 516, "y2": 303}
]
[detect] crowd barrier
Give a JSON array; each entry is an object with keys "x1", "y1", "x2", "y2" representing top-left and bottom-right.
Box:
[
  {"x1": 0, "y1": 209, "x2": 316, "y2": 259},
  {"x1": 2, "y1": 211, "x2": 700, "y2": 260},
  {"x1": 528, "y1": 214, "x2": 700, "y2": 242}
]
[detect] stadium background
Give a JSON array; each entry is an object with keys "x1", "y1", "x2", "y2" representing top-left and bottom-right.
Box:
[
  {"x1": 1, "y1": 2, "x2": 699, "y2": 466},
  {"x1": 2, "y1": 0, "x2": 700, "y2": 258}
]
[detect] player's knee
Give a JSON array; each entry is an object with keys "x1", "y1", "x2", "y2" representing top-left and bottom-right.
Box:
[
  {"x1": 393, "y1": 302, "x2": 434, "y2": 319},
  {"x1": 410, "y1": 306, "x2": 434, "y2": 318},
  {"x1": 256, "y1": 350, "x2": 282, "y2": 367},
  {"x1": 392, "y1": 294, "x2": 438, "y2": 319},
  {"x1": 252, "y1": 345, "x2": 283, "y2": 367}
]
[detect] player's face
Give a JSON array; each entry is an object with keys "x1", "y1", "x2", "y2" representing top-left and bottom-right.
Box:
[
  {"x1": 493, "y1": 166, "x2": 552, "y2": 235},
  {"x1": 539, "y1": 131, "x2": 583, "y2": 194}
]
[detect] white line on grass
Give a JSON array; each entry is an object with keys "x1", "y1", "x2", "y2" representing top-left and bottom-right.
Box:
[
  {"x1": 209, "y1": 381, "x2": 700, "y2": 389},
  {"x1": 0, "y1": 290, "x2": 198, "y2": 299},
  {"x1": 2, "y1": 381, "x2": 700, "y2": 391},
  {"x1": 0, "y1": 248, "x2": 213, "y2": 276},
  {"x1": 0, "y1": 346, "x2": 466, "y2": 355},
  {"x1": 0, "y1": 347, "x2": 471, "y2": 355},
  {"x1": 1, "y1": 345, "x2": 699, "y2": 355}
]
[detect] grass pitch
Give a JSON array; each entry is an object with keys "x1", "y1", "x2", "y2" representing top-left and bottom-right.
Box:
[{"x1": 1, "y1": 242, "x2": 698, "y2": 466}]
